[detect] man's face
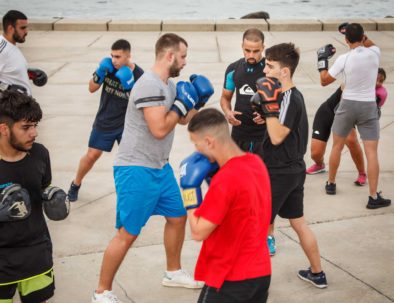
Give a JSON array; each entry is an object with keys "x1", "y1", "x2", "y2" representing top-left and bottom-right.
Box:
[
  {"x1": 8, "y1": 120, "x2": 38, "y2": 152},
  {"x1": 10, "y1": 19, "x2": 28, "y2": 43},
  {"x1": 111, "y1": 49, "x2": 130, "y2": 70},
  {"x1": 242, "y1": 39, "x2": 264, "y2": 65},
  {"x1": 263, "y1": 59, "x2": 282, "y2": 80},
  {"x1": 169, "y1": 43, "x2": 187, "y2": 78}
]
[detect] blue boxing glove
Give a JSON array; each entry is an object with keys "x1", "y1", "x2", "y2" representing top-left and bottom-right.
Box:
[
  {"x1": 190, "y1": 74, "x2": 214, "y2": 110},
  {"x1": 180, "y1": 152, "x2": 219, "y2": 210},
  {"x1": 93, "y1": 57, "x2": 114, "y2": 84},
  {"x1": 115, "y1": 66, "x2": 135, "y2": 90},
  {"x1": 171, "y1": 81, "x2": 199, "y2": 117}
]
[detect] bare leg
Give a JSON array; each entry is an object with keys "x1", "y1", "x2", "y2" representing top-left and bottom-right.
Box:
[
  {"x1": 96, "y1": 228, "x2": 138, "y2": 293},
  {"x1": 328, "y1": 134, "x2": 347, "y2": 184},
  {"x1": 362, "y1": 140, "x2": 379, "y2": 196},
  {"x1": 290, "y1": 217, "x2": 322, "y2": 273},
  {"x1": 74, "y1": 147, "x2": 103, "y2": 185},
  {"x1": 345, "y1": 129, "x2": 365, "y2": 173},
  {"x1": 164, "y1": 216, "x2": 186, "y2": 271},
  {"x1": 310, "y1": 138, "x2": 327, "y2": 166}
]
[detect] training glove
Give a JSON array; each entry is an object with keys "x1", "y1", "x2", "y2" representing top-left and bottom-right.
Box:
[
  {"x1": 317, "y1": 44, "x2": 336, "y2": 72},
  {"x1": 28, "y1": 68, "x2": 48, "y2": 87},
  {"x1": 0, "y1": 184, "x2": 31, "y2": 222},
  {"x1": 171, "y1": 81, "x2": 199, "y2": 117},
  {"x1": 93, "y1": 57, "x2": 114, "y2": 84},
  {"x1": 250, "y1": 77, "x2": 282, "y2": 119},
  {"x1": 189, "y1": 74, "x2": 214, "y2": 110},
  {"x1": 42, "y1": 186, "x2": 70, "y2": 221},
  {"x1": 115, "y1": 66, "x2": 135, "y2": 90}
]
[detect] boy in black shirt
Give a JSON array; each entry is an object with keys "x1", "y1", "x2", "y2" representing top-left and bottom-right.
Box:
[
  {"x1": 252, "y1": 43, "x2": 328, "y2": 288},
  {"x1": 0, "y1": 91, "x2": 55, "y2": 302},
  {"x1": 68, "y1": 39, "x2": 144, "y2": 202}
]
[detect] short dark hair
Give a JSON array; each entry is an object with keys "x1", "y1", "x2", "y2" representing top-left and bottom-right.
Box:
[
  {"x1": 265, "y1": 43, "x2": 300, "y2": 77},
  {"x1": 2, "y1": 10, "x2": 27, "y2": 32},
  {"x1": 0, "y1": 90, "x2": 42, "y2": 127},
  {"x1": 188, "y1": 108, "x2": 227, "y2": 134},
  {"x1": 243, "y1": 28, "x2": 264, "y2": 43},
  {"x1": 378, "y1": 67, "x2": 386, "y2": 81},
  {"x1": 111, "y1": 39, "x2": 131, "y2": 52},
  {"x1": 345, "y1": 23, "x2": 364, "y2": 43},
  {"x1": 155, "y1": 33, "x2": 188, "y2": 58}
]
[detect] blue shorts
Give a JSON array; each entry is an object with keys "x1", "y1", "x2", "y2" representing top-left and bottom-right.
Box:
[
  {"x1": 88, "y1": 127, "x2": 123, "y2": 152},
  {"x1": 114, "y1": 164, "x2": 186, "y2": 236}
]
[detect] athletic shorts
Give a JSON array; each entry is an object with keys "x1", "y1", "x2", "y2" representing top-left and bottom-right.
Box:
[
  {"x1": 197, "y1": 275, "x2": 271, "y2": 303},
  {"x1": 88, "y1": 127, "x2": 123, "y2": 152},
  {"x1": 234, "y1": 139, "x2": 264, "y2": 160},
  {"x1": 311, "y1": 103, "x2": 334, "y2": 142},
  {"x1": 332, "y1": 99, "x2": 379, "y2": 141},
  {"x1": 114, "y1": 163, "x2": 186, "y2": 236},
  {"x1": 270, "y1": 171, "x2": 305, "y2": 223},
  {"x1": 0, "y1": 269, "x2": 54, "y2": 303}
]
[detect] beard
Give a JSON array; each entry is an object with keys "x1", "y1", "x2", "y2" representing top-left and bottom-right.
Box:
[
  {"x1": 169, "y1": 58, "x2": 181, "y2": 78},
  {"x1": 13, "y1": 32, "x2": 26, "y2": 43},
  {"x1": 247, "y1": 58, "x2": 257, "y2": 64},
  {"x1": 10, "y1": 132, "x2": 33, "y2": 152}
]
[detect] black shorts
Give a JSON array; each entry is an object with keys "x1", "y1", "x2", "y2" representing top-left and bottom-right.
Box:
[
  {"x1": 311, "y1": 103, "x2": 334, "y2": 142},
  {"x1": 0, "y1": 269, "x2": 55, "y2": 303},
  {"x1": 270, "y1": 172, "x2": 305, "y2": 223},
  {"x1": 197, "y1": 275, "x2": 271, "y2": 303},
  {"x1": 233, "y1": 138, "x2": 264, "y2": 160}
]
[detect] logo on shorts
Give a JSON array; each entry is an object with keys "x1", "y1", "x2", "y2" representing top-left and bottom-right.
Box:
[
  {"x1": 314, "y1": 130, "x2": 320, "y2": 135},
  {"x1": 239, "y1": 84, "x2": 255, "y2": 95}
]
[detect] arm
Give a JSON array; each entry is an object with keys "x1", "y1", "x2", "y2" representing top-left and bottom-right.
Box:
[
  {"x1": 178, "y1": 109, "x2": 198, "y2": 125},
  {"x1": 143, "y1": 106, "x2": 180, "y2": 139},
  {"x1": 187, "y1": 209, "x2": 218, "y2": 241},
  {"x1": 220, "y1": 89, "x2": 242, "y2": 126},
  {"x1": 265, "y1": 117, "x2": 291, "y2": 145},
  {"x1": 320, "y1": 70, "x2": 336, "y2": 86},
  {"x1": 88, "y1": 78, "x2": 101, "y2": 93}
]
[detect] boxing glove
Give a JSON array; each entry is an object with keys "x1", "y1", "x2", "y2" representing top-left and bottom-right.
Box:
[
  {"x1": 171, "y1": 81, "x2": 199, "y2": 117},
  {"x1": 0, "y1": 184, "x2": 31, "y2": 222},
  {"x1": 27, "y1": 68, "x2": 48, "y2": 87},
  {"x1": 189, "y1": 74, "x2": 214, "y2": 110},
  {"x1": 115, "y1": 66, "x2": 135, "y2": 90},
  {"x1": 250, "y1": 77, "x2": 282, "y2": 119},
  {"x1": 376, "y1": 85, "x2": 387, "y2": 108},
  {"x1": 180, "y1": 152, "x2": 218, "y2": 210},
  {"x1": 42, "y1": 186, "x2": 70, "y2": 221},
  {"x1": 317, "y1": 44, "x2": 336, "y2": 72},
  {"x1": 93, "y1": 57, "x2": 114, "y2": 84},
  {"x1": 338, "y1": 22, "x2": 349, "y2": 35}
]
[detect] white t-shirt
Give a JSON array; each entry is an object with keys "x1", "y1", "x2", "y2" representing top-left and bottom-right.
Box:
[
  {"x1": 0, "y1": 35, "x2": 32, "y2": 95},
  {"x1": 329, "y1": 45, "x2": 380, "y2": 102}
]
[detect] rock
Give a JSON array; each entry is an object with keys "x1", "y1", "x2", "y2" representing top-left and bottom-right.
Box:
[{"x1": 241, "y1": 11, "x2": 270, "y2": 20}]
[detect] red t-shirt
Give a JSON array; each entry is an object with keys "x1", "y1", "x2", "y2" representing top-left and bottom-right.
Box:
[{"x1": 194, "y1": 153, "x2": 272, "y2": 289}]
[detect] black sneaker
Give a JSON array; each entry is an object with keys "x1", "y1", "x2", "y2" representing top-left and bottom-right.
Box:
[
  {"x1": 325, "y1": 182, "x2": 336, "y2": 195},
  {"x1": 298, "y1": 268, "x2": 328, "y2": 289},
  {"x1": 67, "y1": 181, "x2": 81, "y2": 202},
  {"x1": 366, "y1": 192, "x2": 391, "y2": 209}
]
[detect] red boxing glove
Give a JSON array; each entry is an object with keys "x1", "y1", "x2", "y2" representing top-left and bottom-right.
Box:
[{"x1": 376, "y1": 85, "x2": 387, "y2": 108}]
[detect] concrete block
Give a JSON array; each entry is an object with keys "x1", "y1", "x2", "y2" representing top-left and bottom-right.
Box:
[
  {"x1": 162, "y1": 20, "x2": 215, "y2": 32},
  {"x1": 268, "y1": 19, "x2": 322, "y2": 31},
  {"x1": 320, "y1": 19, "x2": 377, "y2": 31},
  {"x1": 28, "y1": 19, "x2": 60, "y2": 31},
  {"x1": 54, "y1": 19, "x2": 110, "y2": 31},
  {"x1": 215, "y1": 19, "x2": 268, "y2": 32},
  {"x1": 108, "y1": 20, "x2": 161, "y2": 31},
  {"x1": 372, "y1": 18, "x2": 394, "y2": 31}
]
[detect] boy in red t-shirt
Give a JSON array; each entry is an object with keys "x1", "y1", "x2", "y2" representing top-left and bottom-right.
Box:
[{"x1": 181, "y1": 108, "x2": 272, "y2": 303}]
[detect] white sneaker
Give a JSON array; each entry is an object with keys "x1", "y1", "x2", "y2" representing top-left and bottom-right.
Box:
[
  {"x1": 162, "y1": 269, "x2": 204, "y2": 289},
  {"x1": 91, "y1": 290, "x2": 122, "y2": 303}
]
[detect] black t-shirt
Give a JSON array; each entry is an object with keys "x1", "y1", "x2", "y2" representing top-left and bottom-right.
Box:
[
  {"x1": 223, "y1": 58, "x2": 266, "y2": 141},
  {"x1": 262, "y1": 87, "x2": 308, "y2": 174},
  {"x1": 0, "y1": 143, "x2": 52, "y2": 283},
  {"x1": 93, "y1": 64, "x2": 144, "y2": 131}
]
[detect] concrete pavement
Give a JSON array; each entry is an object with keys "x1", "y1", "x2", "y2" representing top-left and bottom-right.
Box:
[{"x1": 16, "y1": 29, "x2": 394, "y2": 302}]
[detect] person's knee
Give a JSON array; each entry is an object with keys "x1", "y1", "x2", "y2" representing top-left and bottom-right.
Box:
[
  {"x1": 85, "y1": 149, "x2": 102, "y2": 163},
  {"x1": 166, "y1": 216, "x2": 187, "y2": 228},
  {"x1": 117, "y1": 228, "x2": 138, "y2": 246}
]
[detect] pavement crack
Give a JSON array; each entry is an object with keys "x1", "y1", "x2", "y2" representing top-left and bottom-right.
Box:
[
  {"x1": 215, "y1": 36, "x2": 222, "y2": 62},
  {"x1": 278, "y1": 229, "x2": 394, "y2": 302},
  {"x1": 72, "y1": 191, "x2": 116, "y2": 210},
  {"x1": 114, "y1": 278, "x2": 136, "y2": 303},
  {"x1": 48, "y1": 62, "x2": 69, "y2": 78},
  {"x1": 88, "y1": 35, "x2": 103, "y2": 47}
]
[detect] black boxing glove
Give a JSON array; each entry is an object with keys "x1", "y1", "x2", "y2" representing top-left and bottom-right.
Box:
[
  {"x1": 42, "y1": 186, "x2": 70, "y2": 221},
  {"x1": 250, "y1": 77, "x2": 282, "y2": 119},
  {"x1": 317, "y1": 44, "x2": 336, "y2": 72},
  {"x1": 0, "y1": 184, "x2": 31, "y2": 222},
  {"x1": 28, "y1": 68, "x2": 48, "y2": 87}
]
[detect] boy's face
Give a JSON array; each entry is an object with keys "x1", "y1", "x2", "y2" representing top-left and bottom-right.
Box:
[
  {"x1": 189, "y1": 132, "x2": 214, "y2": 162},
  {"x1": 1, "y1": 120, "x2": 38, "y2": 152},
  {"x1": 111, "y1": 49, "x2": 130, "y2": 70},
  {"x1": 263, "y1": 59, "x2": 282, "y2": 81},
  {"x1": 376, "y1": 73, "x2": 385, "y2": 87}
]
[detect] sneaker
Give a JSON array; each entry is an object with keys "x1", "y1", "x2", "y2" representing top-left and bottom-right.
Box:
[
  {"x1": 325, "y1": 182, "x2": 336, "y2": 195},
  {"x1": 354, "y1": 173, "x2": 367, "y2": 186},
  {"x1": 267, "y1": 235, "x2": 276, "y2": 256},
  {"x1": 366, "y1": 192, "x2": 391, "y2": 209},
  {"x1": 162, "y1": 269, "x2": 204, "y2": 289},
  {"x1": 67, "y1": 181, "x2": 81, "y2": 202},
  {"x1": 306, "y1": 163, "x2": 326, "y2": 175},
  {"x1": 91, "y1": 290, "x2": 122, "y2": 303},
  {"x1": 297, "y1": 268, "x2": 328, "y2": 289}
]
